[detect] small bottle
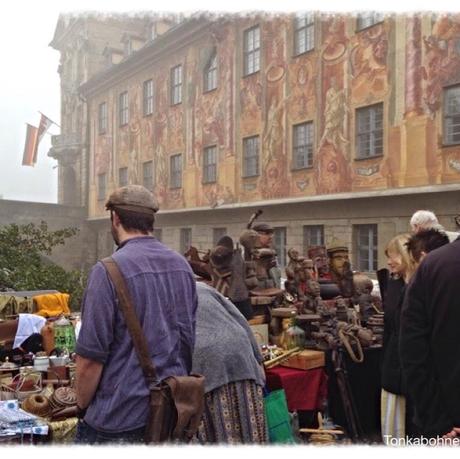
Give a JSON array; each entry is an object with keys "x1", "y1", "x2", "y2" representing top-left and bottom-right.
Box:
[{"x1": 53, "y1": 315, "x2": 76, "y2": 354}]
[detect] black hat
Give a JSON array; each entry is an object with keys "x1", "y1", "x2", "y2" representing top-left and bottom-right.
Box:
[
  {"x1": 210, "y1": 245, "x2": 233, "y2": 269},
  {"x1": 253, "y1": 222, "x2": 274, "y2": 234}
]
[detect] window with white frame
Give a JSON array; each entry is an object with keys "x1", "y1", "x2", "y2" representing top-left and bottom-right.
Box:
[
  {"x1": 180, "y1": 228, "x2": 192, "y2": 254},
  {"x1": 97, "y1": 173, "x2": 106, "y2": 201},
  {"x1": 357, "y1": 13, "x2": 384, "y2": 30},
  {"x1": 303, "y1": 225, "x2": 324, "y2": 252},
  {"x1": 213, "y1": 227, "x2": 227, "y2": 246},
  {"x1": 354, "y1": 224, "x2": 378, "y2": 272},
  {"x1": 170, "y1": 65, "x2": 182, "y2": 105},
  {"x1": 143, "y1": 79, "x2": 154, "y2": 116},
  {"x1": 242, "y1": 136, "x2": 259, "y2": 177},
  {"x1": 170, "y1": 154, "x2": 182, "y2": 188},
  {"x1": 98, "y1": 102, "x2": 107, "y2": 134},
  {"x1": 143, "y1": 161, "x2": 154, "y2": 190},
  {"x1": 203, "y1": 145, "x2": 217, "y2": 183},
  {"x1": 293, "y1": 122, "x2": 314, "y2": 169},
  {"x1": 444, "y1": 85, "x2": 460, "y2": 145},
  {"x1": 274, "y1": 227, "x2": 287, "y2": 268},
  {"x1": 294, "y1": 14, "x2": 315, "y2": 55},
  {"x1": 243, "y1": 26, "x2": 260, "y2": 76},
  {"x1": 204, "y1": 52, "x2": 218, "y2": 92},
  {"x1": 119, "y1": 167, "x2": 128, "y2": 187},
  {"x1": 356, "y1": 103, "x2": 383, "y2": 159},
  {"x1": 119, "y1": 91, "x2": 129, "y2": 126}
]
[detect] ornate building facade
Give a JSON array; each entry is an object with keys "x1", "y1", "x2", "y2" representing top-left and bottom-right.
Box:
[{"x1": 51, "y1": 12, "x2": 460, "y2": 274}]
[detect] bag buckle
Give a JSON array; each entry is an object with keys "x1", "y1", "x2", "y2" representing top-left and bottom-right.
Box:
[{"x1": 149, "y1": 381, "x2": 161, "y2": 390}]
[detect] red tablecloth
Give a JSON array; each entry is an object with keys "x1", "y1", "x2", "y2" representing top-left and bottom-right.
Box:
[{"x1": 265, "y1": 366, "x2": 328, "y2": 412}]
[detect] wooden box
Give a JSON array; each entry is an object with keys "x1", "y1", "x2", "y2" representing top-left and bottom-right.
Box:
[{"x1": 281, "y1": 349, "x2": 325, "y2": 370}]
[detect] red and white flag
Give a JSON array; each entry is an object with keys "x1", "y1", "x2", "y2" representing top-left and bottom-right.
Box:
[
  {"x1": 22, "y1": 124, "x2": 39, "y2": 167},
  {"x1": 33, "y1": 113, "x2": 57, "y2": 164}
]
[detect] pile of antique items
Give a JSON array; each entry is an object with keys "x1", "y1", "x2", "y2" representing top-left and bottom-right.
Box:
[
  {"x1": 0, "y1": 291, "x2": 80, "y2": 443},
  {"x1": 185, "y1": 211, "x2": 384, "y2": 443}
]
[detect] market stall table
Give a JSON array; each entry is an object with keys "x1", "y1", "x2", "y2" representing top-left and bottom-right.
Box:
[
  {"x1": 325, "y1": 346, "x2": 382, "y2": 442},
  {"x1": 265, "y1": 366, "x2": 328, "y2": 412}
]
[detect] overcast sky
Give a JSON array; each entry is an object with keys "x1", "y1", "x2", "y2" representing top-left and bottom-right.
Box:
[{"x1": 0, "y1": 0, "x2": 456, "y2": 204}]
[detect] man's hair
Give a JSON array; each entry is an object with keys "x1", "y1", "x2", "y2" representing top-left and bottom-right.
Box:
[
  {"x1": 410, "y1": 210, "x2": 443, "y2": 230},
  {"x1": 406, "y1": 228, "x2": 449, "y2": 263},
  {"x1": 112, "y1": 207, "x2": 154, "y2": 233}
]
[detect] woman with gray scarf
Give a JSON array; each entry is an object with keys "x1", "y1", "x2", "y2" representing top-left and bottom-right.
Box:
[{"x1": 192, "y1": 282, "x2": 267, "y2": 444}]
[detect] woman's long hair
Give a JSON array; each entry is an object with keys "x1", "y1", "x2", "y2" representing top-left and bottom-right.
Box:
[{"x1": 384, "y1": 233, "x2": 416, "y2": 283}]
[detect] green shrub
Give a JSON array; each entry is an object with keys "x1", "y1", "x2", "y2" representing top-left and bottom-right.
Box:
[{"x1": 0, "y1": 221, "x2": 87, "y2": 310}]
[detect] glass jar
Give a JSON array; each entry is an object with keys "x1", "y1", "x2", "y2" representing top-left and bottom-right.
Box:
[
  {"x1": 285, "y1": 322, "x2": 306, "y2": 350},
  {"x1": 53, "y1": 315, "x2": 76, "y2": 354}
]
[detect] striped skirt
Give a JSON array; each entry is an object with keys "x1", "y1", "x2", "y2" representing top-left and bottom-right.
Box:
[
  {"x1": 196, "y1": 379, "x2": 268, "y2": 444},
  {"x1": 381, "y1": 389, "x2": 406, "y2": 444}
]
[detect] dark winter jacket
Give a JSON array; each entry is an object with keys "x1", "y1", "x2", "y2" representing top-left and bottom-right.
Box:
[
  {"x1": 381, "y1": 276, "x2": 406, "y2": 395},
  {"x1": 400, "y1": 239, "x2": 460, "y2": 437}
]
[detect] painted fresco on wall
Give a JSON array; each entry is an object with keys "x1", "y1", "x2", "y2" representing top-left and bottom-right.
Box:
[
  {"x1": 196, "y1": 23, "x2": 236, "y2": 157},
  {"x1": 216, "y1": 25, "x2": 236, "y2": 157},
  {"x1": 186, "y1": 55, "x2": 198, "y2": 167},
  {"x1": 315, "y1": 78, "x2": 352, "y2": 198},
  {"x1": 197, "y1": 92, "x2": 225, "y2": 149},
  {"x1": 239, "y1": 76, "x2": 262, "y2": 137},
  {"x1": 422, "y1": 14, "x2": 460, "y2": 182},
  {"x1": 259, "y1": 19, "x2": 291, "y2": 199},
  {"x1": 88, "y1": 14, "x2": 460, "y2": 218},
  {"x1": 289, "y1": 57, "x2": 317, "y2": 122},
  {"x1": 153, "y1": 72, "x2": 186, "y2": 210},
  {"x1": 128, "y1": 88, "x2": 142, "y2": 183},
  {"x1": 140, "y1": 99, "x2": 154, "y2": 162},
  {"x1": 405, "y1": 17, "x2": 423, "y2": 117},
  {"x1": 422, "y1": 15, "x2": 460, "y2": 117},
  {"x1": 314, "y1": 17, "x2": 352, "y2": 194},
  {"x1": 95, "y1": 135, "x2": 111, "y2": 175},
  {"x1": 350, "y1": 23, "x2": 389, "y2": 102},
  {"x1": 347, "y1": 18, "x2": 390, "y2": 190},
  {"x1": 202, "y1": 183, "x2": 236, "y2": 208},
  {"x1": 192, "y1": 25, "x2": 236, "y2": 208}
]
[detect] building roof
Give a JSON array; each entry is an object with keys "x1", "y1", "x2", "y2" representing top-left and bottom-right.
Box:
[
  {"x1": 49, "y1": 14, "x2": 80, "y2": 49},
  {"x1": 79, "y1": 14, "x2": 211, "y2": 97}
]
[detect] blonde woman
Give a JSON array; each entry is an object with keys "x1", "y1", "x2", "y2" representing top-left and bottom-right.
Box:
[{"x1": 380, "y1": 234, "x2": 416, "y2": 444}]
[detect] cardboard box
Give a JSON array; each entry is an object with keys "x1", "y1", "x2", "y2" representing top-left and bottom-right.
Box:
[{"x1": 281, "y1": 349, "x2": 325, "y2": 370}]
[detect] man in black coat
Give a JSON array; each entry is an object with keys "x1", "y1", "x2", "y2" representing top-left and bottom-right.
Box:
[{"x1": 400, "y1": 238, "x2": 460, "y2": 438}]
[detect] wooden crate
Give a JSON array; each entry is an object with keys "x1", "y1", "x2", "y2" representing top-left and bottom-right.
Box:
[{"x1": 281, "y1": 349, "x2": 325, "y2": 370}]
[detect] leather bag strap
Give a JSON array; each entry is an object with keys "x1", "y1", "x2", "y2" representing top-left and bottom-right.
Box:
[{"x1": 101, "y1": 257, "x2": 158, "y2": 385}]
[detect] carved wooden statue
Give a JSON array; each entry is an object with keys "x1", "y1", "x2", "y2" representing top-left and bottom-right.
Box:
[
  {"x1": 239, "y1": 228, "x2": 279, "y2": 290},
  {"x1": 327, "y1": 244, "x2": 355, "y2": 298},
  {"x1": 307, "y1": 246, "x2": 331, "y2": 280}
]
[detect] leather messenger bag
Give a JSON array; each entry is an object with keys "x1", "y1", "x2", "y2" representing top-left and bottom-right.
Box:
[{"x1": 102, "y1": 257, "x2": 205, "y2": 444}]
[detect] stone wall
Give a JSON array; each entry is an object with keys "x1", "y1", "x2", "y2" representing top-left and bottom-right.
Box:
[{"x1": 0, "y1": 199, "x2": 93, "y2": 272}]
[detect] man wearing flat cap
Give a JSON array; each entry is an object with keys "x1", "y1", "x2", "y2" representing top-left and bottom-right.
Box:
[
  {"x1": 252, "y1": 222, "x2": 274, "y2": 249},
  {"x1": 327, "y1": 243, "x2": 355, "y2": 298},
  {"x1": 75, "y1": 185, "x2": 197, "y2": 444}
]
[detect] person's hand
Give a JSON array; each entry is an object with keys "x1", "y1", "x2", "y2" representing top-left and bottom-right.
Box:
[{"x1": 442, "y1": 427, "x2": 460, "y2": 439}]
